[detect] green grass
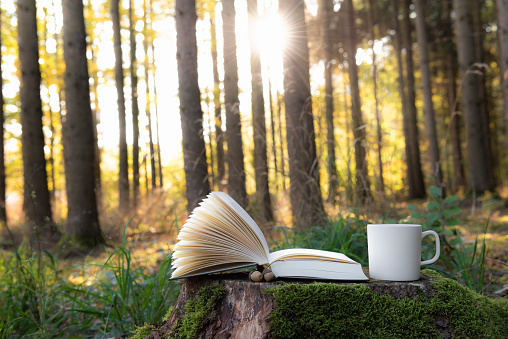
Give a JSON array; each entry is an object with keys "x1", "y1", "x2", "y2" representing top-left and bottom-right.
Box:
[{"x1": 0, "y1": 223, "x2": 180, "y2": 338}]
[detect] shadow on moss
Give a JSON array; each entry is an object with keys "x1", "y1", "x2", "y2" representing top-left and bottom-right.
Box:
[{"x1": 267, "y1": 274, "x2": 508, "y2": 338}]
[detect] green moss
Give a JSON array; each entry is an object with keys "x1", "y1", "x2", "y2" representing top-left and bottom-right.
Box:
[
  {"x1": 163, "y1": 306, "x2": 175, "y2": 321},
  {"x1": 130, "y1": 323, "x2": 156, "y2": 339},
  {"x1": 421, "y1": 268, "x2": 443, "y2": 279},
  {"x1": 169, "y1": 283, "x2": 226, "y2": 339},
  {"x1": 267, "y1": 278, "x2": 508, "y2": 338}
]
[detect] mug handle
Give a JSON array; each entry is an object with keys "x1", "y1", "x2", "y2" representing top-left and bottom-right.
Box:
[{"x1": 421, "y1": 230, "x2": 440, "y2": 265}]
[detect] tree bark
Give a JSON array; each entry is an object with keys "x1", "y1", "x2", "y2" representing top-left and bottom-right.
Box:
[
  {"x1": 392, "y1": 0, "x2": 426, "y2": 199},
  {"x1": 143, "y1": 0, "x2": 157, "y2": 190},
  {"x1": 62, "y1": 0, "x2": 104, "y2": 247},
  {"x1": 345, "y1": 0, "x2": 371, "y2": 203},
  {"x1": 176, "y1": 0, "x2": 210, "y2": 212},
  {"x1": 277, "y1": 91, "x2": 286, "y2": 191},
  {"x1": 222, "y1": 0, "x2": 247, "y2": 208},
  {"x1": 112, "y1": 0, "x2": 130, "y2": 210},
  {"x1": 499, "y1": 0, "x2": 508, "y2": 149},
  {"x1": 129, "y1": 0, "x2": 140, "y2": 206},
  {"x1": 210, "y1": 13, "x2": 225, "y2": 191},
  {"x1": 17, "y1": 0, "x2": 54, "y2": 231},
  {"x1": 319, "y1": 0, "x2": 338, "y2": 204},
  {"x1": 453, "y1": 0, "x2": 492, "y2": 193},
  {"x1": 0, "y1": 10, "x2": 6, "y2": 225},
  {"x1": 279, "y1": 0, "x2": 324, "y2": 229},
  {"x1": 367, "y1": 0, "x2": 385, "y2": 196},
  {"x1": 414, "y1": 0, "x2": 443, "y2": 192},
  {"x1": 248, "y1": 0, "x2": 273, "y2": 221}
]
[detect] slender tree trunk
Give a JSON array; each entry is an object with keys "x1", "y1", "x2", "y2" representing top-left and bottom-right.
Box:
[
  {"x1": 453, "y1": 0, "x2": 492, "y2": 193},
  {"x1": 392, "y1": 0, "x2": 426, "y2": 199},
  {"x1": 247, "y1": 0, "x2": 273, "y2": 221},
  {"x1": 345, "y1": 0, "x2": 371, "y2": 202},
  {"x1": 143, "y1": 0, "x2": 156, "y2": 190},
  {"x1": 17, "y1": 0, "x2": 54, "y2": 231},
  {"x1": 207, "y1": 102, "x2": 216, "y2": 188},
  {"x1": 89, "y1": 42, "x2": 103, "y2": 208},
  {"x1": 112, "y1": 0, "x2": 130, "y2": 210},
  {"x1": 471, "y1": 0, "x2": 496, "y2": 189},
  {"x1": 176, "y1": 0, "x2": 210, "y2": 211},
  {"x1": 129, "y1": 0, "x2": 140, "y2": 206},
  {"x1": 446, "y1": 53, "x2": 466, "y2": 192},
  {"x1": 210, "y1": 12, "x2": 225, "y2": 191},
  {"x1": 276, "y1": 90, "x2": 286, "y2": 191},
  {"x1": 62, "y1": 0, "x2": 104, "y2": 247},
  {"x1": 0, "y1": 10, "x2": 6, "y2": 225},
  {"x1": 497, "y1": 0, "x2": 508, "y2": 149},
  {"x1": 414, "y1": 0, "x2": 443, "y2": 192},
  {"x1": 279, "y1": 0, "x2": 324, "y2": 229},
  {"x1": 268, "y1": 75, "x2": 278, "y2": 190},
  {"x1": 319, "y1": 0, "x2": 338, "y2": 203},
  {"x1": 367, "y1": 0, "x2": 385, "y2": 195},
  {"x1": 150, "y1": 45, "x2": 163, "y2": 188},
  {"x1": 222, "y1": 0, "x2": 247, "y2": 207},
  {"x1": 344, "y1": 81, "x2": 353, "y2": 201}
]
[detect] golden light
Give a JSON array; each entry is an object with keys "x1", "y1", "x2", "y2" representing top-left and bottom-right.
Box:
[{"x1": 251, "y1": 10, "x2": 288, "y2": 68}]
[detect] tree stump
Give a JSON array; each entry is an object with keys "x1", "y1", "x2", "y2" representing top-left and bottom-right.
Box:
[{"x1": 141, "y1": 270, "x2": 508, "y2": 339}]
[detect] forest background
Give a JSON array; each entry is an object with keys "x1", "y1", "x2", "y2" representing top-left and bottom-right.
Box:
[{"x1": 1, "y1": 0, "x2": 508, "y2": 337}]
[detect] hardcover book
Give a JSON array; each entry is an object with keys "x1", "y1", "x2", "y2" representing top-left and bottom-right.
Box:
[{"x1": 170, "y1": 192, "x2": 368, "y2": 281}]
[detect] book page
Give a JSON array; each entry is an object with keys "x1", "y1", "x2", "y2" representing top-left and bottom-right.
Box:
[
  {"x1": 268, "y1": 248, "x2": 358, "y2": 265},
  {"x1": 171, "y1": 192, "x2": 270, "y2": 279}
]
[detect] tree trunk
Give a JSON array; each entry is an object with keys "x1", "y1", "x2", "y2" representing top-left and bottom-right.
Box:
[
  {"x1": 89, "y1": 40, "x2": 103, "y2": 209},
  {"x1": 143, "y1": 0, "x2": 157, "y2": 190},
  {"x1": 149, "y1": 40, "x2": 163, "y2": 188},
  {"x1": 414, "y1": 0, "x2": 443, "y2": 192},
  {"x1": 472, "y1": 0, "x2": 496, "y2": 189},
  {"x1": 17, "y1": 0, "x2": 54, "y2": 232},
  {"x1": 452, "y1": 0, "x2": 492, "y2": 193},
  {"x1": 345, "y1": 0, "x2": 371, "y2": 203},
  {"x1": 392, "y1": 0, "x2": 425, "y2": 199},
  {"x1": 222, "y1": 0, "x2": 247, "y2": 208},
  {"x1": 112, "y1": 0, "x2": 130, "y2": 210},
  {"x1": 176, "y1": 0, "x2": 211, "y2": 212},
  {"x1": 268, "y1": 76, "x2": 278, "y2": 190},
  {"x1": 129, "y1": 0, "x2": 140, "y2": 206},
  {"x1": 277, "y1": 91, "x2": 286, "y2": 191},
  {"x1": 499, "y1": 0, "x2": 508, "y2": 149},
  {"x1": 210, "y1": 13, "x2": 225, "y2": 191},
  {"x1": 319, "y1": 0, "x2": 338, "y2": 204},
  {"x1": 367, "y1": 0, "x2": 385, "y2": 195},
  {"x1": 62, "y1": 0, "x2": 104, "y2": 247},
  {"x1": 248, "y1": 0, "x2": 273, "y2": 221},
  {"x1": 0, "y1": 11, "x2": 6, "y2": 225},
  {"x1": 279, "y1": 0, "x2": 324, "y2": 229}
]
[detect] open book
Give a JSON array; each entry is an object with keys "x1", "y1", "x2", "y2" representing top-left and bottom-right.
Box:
[{"x1": 171, "y1": 192, "x2": 368, "y2": 281}]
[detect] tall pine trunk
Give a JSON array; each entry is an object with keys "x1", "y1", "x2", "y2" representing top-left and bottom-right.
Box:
[
  {"x1": 175, "y1": 0, "x2": 210, "y2": 212},
  {"x1": 392, "y1": 0, "x2": 425, "y2": 199},
  {"x1": 129, "y1": 0, "x2": 140, "y2": 206},
  {"x1": 17, "y1": 0, "x2": 54, "y2": 231},
  {"x1": 279, "y1": 0, "x2": 324, "y2": 229},
  {"x1": 368, "y1": 0, "x2": 385, "y2": 195},
  {"x1": 498, "y1": 0, "x2": 508, "y2": 148},
  {"x1": 415, "y1": 0, "x2": 443, "y2": 191},
  {"x1": 112, "y1": 0, "x2": 130, "y2": 210},
  {"x1": 143, "y1": 0, "x2": 156, "y2": 190},
  {"x1": 222, "y1": 0, "x2": 247, "y2": 207},
  {"x1": 62, "y1": 0, "x2": 104, "y2": 247},
  {"x1": 247, "y1": 0, "x2": 273, "y2": 221},
  {"x1": 345, "y1": 0, "x2": 371, "y2": 202},
  {"x1": 0, "y1": 11, "x2": 6, "y2": 225},
  {"x1": 453, "y1": 0, "x2": 492, "y2": 193},
  {"x1": 319, "y1": 0, "x2": 338, "y2": 203}
]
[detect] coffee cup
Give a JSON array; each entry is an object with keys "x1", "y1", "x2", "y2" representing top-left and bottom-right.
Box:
[{"x1": 367, "y1": 224, "x2": 440, "y2": 281}]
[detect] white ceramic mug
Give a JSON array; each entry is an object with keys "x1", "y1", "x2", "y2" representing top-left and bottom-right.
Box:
[{"x1": 367, "y1": 224, "x2": 440, "y2": 281}]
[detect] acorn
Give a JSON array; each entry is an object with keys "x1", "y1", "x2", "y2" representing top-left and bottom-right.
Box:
[
  {"x1": 263, "y1": 268, "x2": 275, "y2": 282},
  {"x1": 249, "y1": 270, "x2": 263, "y2": 282}
]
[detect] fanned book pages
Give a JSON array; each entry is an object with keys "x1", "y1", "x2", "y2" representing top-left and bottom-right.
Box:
[{"x1": 170, "y1": 192, "x2": 368, "y2": 281}]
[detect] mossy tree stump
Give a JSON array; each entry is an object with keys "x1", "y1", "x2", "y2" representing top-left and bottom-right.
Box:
[{"x1": 140, "y1": 270, "x2": 508, "y2": 338}]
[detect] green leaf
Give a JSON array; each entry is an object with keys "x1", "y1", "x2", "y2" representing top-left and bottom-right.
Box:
[
  {"x1": 443, "y1": 195, "x2": 459, "y2": 207},
  {"x1": 407, "y1": 204, "x2": 417, "y2": 211},
  {"x1": 425, "y1": 212, "x2": 440, "y2": 224},
  {"x1": 445, "y1": 218, "x2": 462, "y2": 227},
  {"x1": 426, "y1": 201, "x2": 441, "y2": 211},
  {"x1": 429, "y1": 186, "x2": 442, "y2": 198},
  {"x1": 410, "y1": 212, "x2": 423, "y2": 219},
  {"x1": 444, "y1": 206, "x2": 461, "y2": 217}
]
